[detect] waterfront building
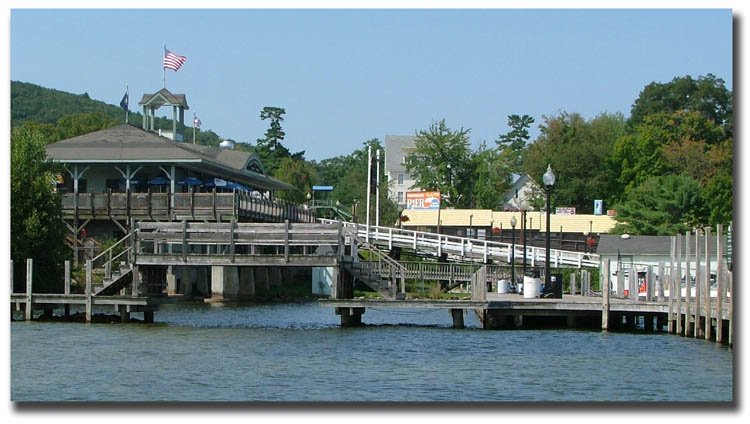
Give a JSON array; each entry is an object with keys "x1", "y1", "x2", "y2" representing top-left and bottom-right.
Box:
[{"x1": 45, "y1": 87, "x2": 308, "y2": 263}]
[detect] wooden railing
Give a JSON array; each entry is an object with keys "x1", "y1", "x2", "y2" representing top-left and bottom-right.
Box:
[
  {"x1": 62, "y1": 191, "x2": 315, "y2": 223},
  {"x1": 132, "y1": 221, "x2": 344, "y2": 266}
]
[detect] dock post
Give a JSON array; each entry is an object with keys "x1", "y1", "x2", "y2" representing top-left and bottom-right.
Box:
[
  {"x1": 450, "y1": 309, "x2": 465, "y2": 329},
  {"x1": 694, "y1": 228, "x2": 703, "y2": 338},
  {"x1": 25, "y1": 258, "x2": 33, "y2": 321},
  {"x1": 118, "y1": 304, "x2": 129, "y2": 322},
  {"x1": 704, "y1": 227, "x2": 712, "y2": 341},
  {"x1": 675, "y1": 233, "x2": 682, "y2": 336},
  {"x1": 85, "y1": 259, "x2": 93, "y2": 323},
  {"x1": 716, "y1": 224, "x2": 724, "y2": 344},
  {"x1": 64, "y1": 260, "x2": 71, "y2": 317},
  {"x1": 601, "y1": 259, "x2": 610, "y2": 331}
]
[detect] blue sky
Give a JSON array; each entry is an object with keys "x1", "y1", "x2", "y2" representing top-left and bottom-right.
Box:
[{"x1": 6, "y1": 6, "x2": 733, "y2": 161}]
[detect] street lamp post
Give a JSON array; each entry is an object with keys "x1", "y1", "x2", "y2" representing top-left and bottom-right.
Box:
[
  {"x1": 520, "y1": 202, "x2": 529, "y2": 282},
  {"x1": 543, "y1": 164, "x2": 556, "y2": 296},
  {"x1": 306, "y1": 192, "x2": 312, "y2": 222},
  {"x1": 510, "y1": 215, "x2": 517, "y2": 286}
]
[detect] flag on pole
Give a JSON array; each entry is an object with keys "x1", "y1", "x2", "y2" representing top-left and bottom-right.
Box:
[
  {"x1": 119, "y1": 90, "x2": 129, "y2": 110},
  {"x1": 193, "y1": 114, "x2": 202, "y2": 128},
  {"x1": 163, "y1": 48, "x2": 187, "y2": 71}
]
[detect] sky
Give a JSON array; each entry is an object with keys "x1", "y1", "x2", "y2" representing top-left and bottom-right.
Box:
[{"x1": 5, "y1": 4, "x2": 735, "y2": 162}]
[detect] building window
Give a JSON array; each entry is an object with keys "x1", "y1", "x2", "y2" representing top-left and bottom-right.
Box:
[
  {"x1": 397, "y1": 191, "x2": 404, "y2": 203},
  {"x1": 397, "y1": 173, "x2": 404, "y2": 185}
]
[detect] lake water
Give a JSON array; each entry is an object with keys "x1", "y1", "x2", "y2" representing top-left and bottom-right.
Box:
[{"x1": 10, "y1": 301, "x2": 734, "y2": 402}]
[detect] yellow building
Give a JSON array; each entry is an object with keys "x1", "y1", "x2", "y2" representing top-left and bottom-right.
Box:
[{"x1": 400, "y1": 208, "x2": 616, "y2": 252}]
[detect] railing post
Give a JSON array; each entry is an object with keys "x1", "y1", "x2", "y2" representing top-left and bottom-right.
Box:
[
  {"x1": 182, "y1": 220, "x2": 188, "y2": 263},
  {"x1": 284, "y1": 220, "x2": 290, "y2": 263},
  {"x1": 85, "y1": 259, "x2": 92, "y2": 323},
  {"x1": 229, "y1": 219, "x2": 236, "y2": 263},
  {"x1": 602, "y1": 259, "x2": 610, "y2": 331},
  {"x1": 64, "y1": 260, "x2": 71, "y2": 295}
]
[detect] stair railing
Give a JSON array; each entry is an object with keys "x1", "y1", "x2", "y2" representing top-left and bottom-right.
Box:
[
  {"x1": 346, "y1": 229, "x2": 406, "y2": 295},
  {"x1": 90, "y1": 233, "x2": 133, "y2": 280}
]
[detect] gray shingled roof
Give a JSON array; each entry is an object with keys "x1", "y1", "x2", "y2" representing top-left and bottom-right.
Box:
[
  {"x1": 45, "y1": 124, "x2": 294, "y2": 191},
  {"x1": 138, "y1": 88, "x2": 189, "y2": 109},
  {"x1": 596, "y1": 234, "x2": 723, "y2": 256}
]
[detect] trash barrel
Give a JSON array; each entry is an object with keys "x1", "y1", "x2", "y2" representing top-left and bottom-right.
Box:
[
  {"x1": 497, "y1": 279, "x2": 509, "y2": 294},
  {"x1": 523, "y1": 275, "x2": 541, "y2": 298}
]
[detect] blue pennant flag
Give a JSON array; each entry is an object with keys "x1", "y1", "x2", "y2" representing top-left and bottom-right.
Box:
[{"x1": 120, "y1": 91, "x2": 129, "y2": 111}]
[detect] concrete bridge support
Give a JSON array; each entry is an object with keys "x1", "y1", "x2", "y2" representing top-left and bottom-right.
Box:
[
  {"x1": 210, "y1": 266, "x2": 239, "y2": 300},
  {"x1": 336, "y1": 307, "x2": 365, "y2": 327},
  {"x1": 238, "y1": 267, "x2": 256, "y2": 296},
  {"x1": 450, "y1": 309, "x2": 465, "y2": 329}
]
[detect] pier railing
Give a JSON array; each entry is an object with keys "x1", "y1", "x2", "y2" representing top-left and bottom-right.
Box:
[
  {"x1": 132, "y1": 221, "x2": 344, "y2": 266},
  {"x1": 62, "y1": 191, "x2": 315, "y2": 223},
  {"x1": 319, "y1": 219, "x2": 599, "y2": 268}
]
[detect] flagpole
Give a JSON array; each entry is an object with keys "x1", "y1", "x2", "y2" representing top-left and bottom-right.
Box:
[
  {"x1": 193, "y1": 113, "x2": 196, "y2": 144},
  {"x1": 163, "y1": 45, "x2": 166, "y2": 88},
  {"x1": 125, "y1": 84, "x2": 129, "y2": 124}
]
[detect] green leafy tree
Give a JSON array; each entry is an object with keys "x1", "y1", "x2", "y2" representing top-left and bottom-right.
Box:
[
  {"x1": 611, "y1": 174, "x2": 704, "y2": 235},
  {"x1": 54, "y1": 111, "x2": 118, "y2": 140},
  {"x1": 314, "y1": 139, "x2": 399, "y2": 226},
  {"x1": 629, "y1": 74, "x2": 732, "y2": 138},
  {"x1": 11, "y1": 124, "x2": 68, "y2": 293},
  {"x1": 613, "y1": 110, "x2": 727, "y2": 193},
  {"x1": 255, "y1": 106, "x2": 305, "y2": 175},
  {"x1": 405, "y1": 119, "x2": 474, "y2": 208},
  {"x1": 471, "y1": 142, "x2": 510, "y2": 209},
  {"x1": 496, "y1": 114, "x2": 535, "y2": 175},
  {"x1": 272, "y1": 156, "x2": 316, "y2": 204},
  {"x1": 523, "y1": 112, "x2": 626, "y2": 213}
]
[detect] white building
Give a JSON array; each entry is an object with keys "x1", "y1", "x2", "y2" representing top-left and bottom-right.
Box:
[{"x1": 384, "y1": 135, "x2": 420, "y2": 206}]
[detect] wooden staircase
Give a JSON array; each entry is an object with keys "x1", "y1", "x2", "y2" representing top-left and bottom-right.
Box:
[
  {"x1": 342, "y1": 230, "x2": 406, "y2": 300},
  {"x1": 89, "y1": 233, "x2": 134, "y2": 297}
]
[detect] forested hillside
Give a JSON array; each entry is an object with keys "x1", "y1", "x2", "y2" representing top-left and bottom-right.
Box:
[{"x1": 10, "y1": 81, "x2": 224, "y2": 146}]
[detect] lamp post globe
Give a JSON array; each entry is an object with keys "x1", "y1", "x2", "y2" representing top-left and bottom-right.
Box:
[{"x1": 543, "y1": 164, "x2": 555, "y2": 296}]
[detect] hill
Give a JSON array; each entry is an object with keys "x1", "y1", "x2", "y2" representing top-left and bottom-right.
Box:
[{"x1": 10, "y1": 81, "x2": 224, "y2": 147}]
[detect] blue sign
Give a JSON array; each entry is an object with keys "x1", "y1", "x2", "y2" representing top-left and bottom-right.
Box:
[{"x1": 312, "y1": 185, "x2": 334, "y2": 192}]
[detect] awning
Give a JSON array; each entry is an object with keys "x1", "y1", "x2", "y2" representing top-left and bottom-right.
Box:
[
  {"x1": 177, "y1": 177, "x2": 203, "y2": 186},
  {"x1": 148, "y1": 176, "x2": 171, "y2": 185}
]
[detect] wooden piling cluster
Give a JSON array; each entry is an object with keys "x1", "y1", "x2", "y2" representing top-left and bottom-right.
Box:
[
  {"x1": 601, "y1": 224, "x2": 732, "y2": 346},
  {"x1": 10, "y1": 259, "x2": 167, "y2": 323}
]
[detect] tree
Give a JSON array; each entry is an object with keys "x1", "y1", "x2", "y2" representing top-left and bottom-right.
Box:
[
  {"x1": 471, "y1": 142, "x2": 510, "y2": 209},
  {"x1": 272, "y1": 156, "x2": 316, "y2": 204},
  {"x1": 255, "y1": 106, "x2": 305, "y2": 175},
  {"x1": 405, "y1": 119, "x2": 474, "y2": 208},
  {"x1": 611, "y1": 174, "x2": 704, "y2": 235},
  {"x1": 496, "y1": 114, "x2": 534, "y2": 175},
  {"x1": 523, "y1": 112, "x2": 626, "y2": 213},
  {"x1": 11, "y1": 123, "x2": 68, "y2": 293},
  {"x1": 314, "y1": 139, "x2": 400, "y2": 226},
  {"x1": 628, "y1": 74, "x2": 732, "y2": 138}
]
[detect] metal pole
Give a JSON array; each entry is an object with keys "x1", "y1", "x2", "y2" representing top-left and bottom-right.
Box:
[
  {"x1": 545, "y1": 187, "x2": 551, "y2": 291},
  {"x1": 511, "y1": 223, "x2": 516, "y2": 285},
  {"x1": 522, "y1": 210, "x2": 527, "y2": 280},
  {"x1": 366, "y1": 145, "x2": 372, "y2": 242},
  {"x1": 376, "y1": 149, "x2": 381, "y2": 227}
]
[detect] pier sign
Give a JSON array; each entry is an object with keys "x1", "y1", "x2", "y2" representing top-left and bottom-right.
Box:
[{"x1": 406, "y1": 191, "x2": 441, "y2": 210}]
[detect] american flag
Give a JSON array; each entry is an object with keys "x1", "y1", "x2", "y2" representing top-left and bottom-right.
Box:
[
  {"x1": 193, "y1": 114, "x2": 202, "y2": 128},
  {"x1": 163, "y1": 48, "x2": 187, "y2": 72}
]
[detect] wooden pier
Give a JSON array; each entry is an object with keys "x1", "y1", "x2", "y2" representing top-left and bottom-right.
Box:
[{"x1": 11, "y1": 221, "x2": 733, "y2": 346}]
